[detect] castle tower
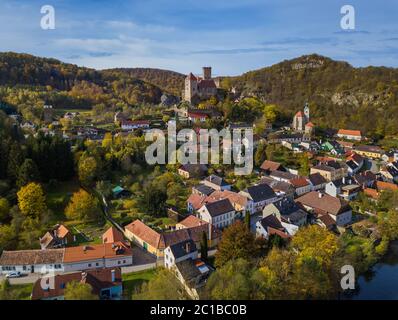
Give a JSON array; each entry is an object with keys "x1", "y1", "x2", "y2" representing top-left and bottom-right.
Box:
[
  {"x1": 304, "y1": 102, "x2": 310, "y2": 123},
  {"x1": 184, "y1": 73, "x2": 198, "y2": 102},
  {"x1": 203, "y1": 67, "x2": 212, "y2": 80}
]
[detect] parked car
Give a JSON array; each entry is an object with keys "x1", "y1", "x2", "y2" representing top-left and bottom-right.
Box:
[{"x1": 5, "y1": 271, "x2": 21, "y2": 278}]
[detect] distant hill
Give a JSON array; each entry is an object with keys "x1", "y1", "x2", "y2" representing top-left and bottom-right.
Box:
[
  {"x1": 223, "y1": 54, "x2": 398, "y2": 135},
  {"x1": 0, "y1": 52, "x2": 163, "y2": 108},
  {"x1": 101, "y1": 68, "x2": 185, "y2": 96}
]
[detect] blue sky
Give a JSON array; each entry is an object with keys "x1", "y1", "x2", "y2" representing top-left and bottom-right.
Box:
[{"x1": 1, "y1": 0, "x2": 398, "y2": 75}]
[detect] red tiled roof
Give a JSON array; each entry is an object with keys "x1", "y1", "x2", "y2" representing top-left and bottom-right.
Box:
[
  {"x1": 63, "y1": 242, "x2": 131, "y2": 263},
  {"x1": 31, "y1": 268, "x2": 122, "y2": 300},
  {"x1": 364, "y1": 188, "x2": 379, "y2": 199},
  {"x1": 125, "y1": 220, "x2": 162, "y2": 249},
  {"x1": 376, "y1": 181, "x2": 398, "y2": 192},
  {"x1": 295, "y1": 111, "x2": 304, "y2": 117},
  {"x1": 55, "y1": 225, "x2": 70, "y2": 239},
  {"x1": 305, "y1": 122, "x2": 314, "y2": 127},
  {"x1": 260, "y1": 160, "x2": 283, "y2": 171},
  {"x1": 178, "y1": 215, "x2": 207, "y2": 228},
  {"x1": 295, "y1": 191, "x2": 351, "y2": 216},
  {"x1": 289, "y1": 177, "x2": 310, "y2": 188},
  {"x1": 102, "y1": 227, "x2": 124, "y2": 244},
  {"x1": 337, "y1": 129, "x2": 362, "y2": 137}
]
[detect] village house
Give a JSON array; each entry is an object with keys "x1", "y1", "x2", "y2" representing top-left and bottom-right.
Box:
[
  {"x1": 321, "y1": 140, "x2": 345, "y2": 156},
  {"x1": 263, "y1": 197, "x2": 308, "y2": 229},
  {"x1": 256, "y1": 214, "x2": 291, "y2": 240},
  {"x1": 124, "y1": 219, "x2": 220, "y2": 258},
  {"x1": 174, "y1": 258, "x2": 211, "y2": 300},
  {"x1": 0, "y1": 249, "x2": 64, "y2": 275},
  {"x1": 295, "y1": 191, "x2": 352, "y2": 226},
  {"x1": 164, "y1": 239, "x2": 198, "y2": 269},
  {"x1": 267, "y1": 132, "x2": 311, "y2": 144},
  {"x1": 102, "y1": 226, "x2": 125, "y2": 244},
  {"x1": 120, "y1": 119, "x2": 150, "y2": 131},
  {"x1": 187, "y1": 110, "x2": 209, "y2": 123},
  {"x1": 346, "y1": 153, "x2": 365, "y2": 175},
  {"x1": 178, "y1": 164, "x2": 208, "y2": 179},
  {"x1": 260, "y1": 176, "x2": 296, "y2": 199},
  {"x1": 205, "y1": 189, "x2": 254, "y2": 216},
  {"x1": 269, "y1": 170, "x2": 298, "y2": 183},
  {"x1": 380, "y1": 164, "x2": 398, "y2": 183},
  {"x1": 31, "y1": 268, "x2": 123, "y2": 300},
  {"x1": 325, "y1": 178, "x2": 361, "y2": 201},
  {"x1": 260, "y1": 160, "x2": 285, "y2": 174},
  {"x1": 197, "y1": 199, "x2": 236, "y2": 229},
  {"x1": 353, "y1": 171, "x2": 377, "y2": 189},
  {"x1": 62, "y1": 242, "x2": 133, "y2": 272},
  {"x1": 354, "y1": 145, "x2": 383, "y2": 159},
  {"x1": 308, "y1": 172, "x2": 328, "y2": 191},
  {"x1": 289, "y1": 177, "x2": 311, "y2": 197},
  {"x1": 201, "y1": 174, "x2": 231, "y2": 191},
  {"x1": 239, "y1": 183, "x2": 279, "y2": 213},
  {"x1": 382, "y1": 151, "x2": 398, "y2": 163},
  {"x1": 336, "y1": 129, "x2": 362, "y2": 141},
  {"x1": 192, "y1": 184, "x2": 215, "y2": 197},
  {"x1": 310, "y1": 161, "x2": 348, "y2": 182},
  {"x1": 39, "y1": 224, "x2": 75, "y2": 249}
]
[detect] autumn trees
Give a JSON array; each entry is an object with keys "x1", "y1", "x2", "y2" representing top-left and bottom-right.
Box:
[{"x1": 65, "y1": 189, "x2": 100, "y2": 222}]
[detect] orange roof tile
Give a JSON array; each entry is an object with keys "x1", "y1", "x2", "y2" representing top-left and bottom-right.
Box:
[
  {"x1": 376, "y1": 181, "x2": 398, "y2": 192},
  {"x1": 337, "y1": 129, "x2": 362, "y2": 137},
  {"x1": 102, "y1": 226, "x2": 124, "y2": 244},
  {"x1": 63, "y1": 242, "x2": 131, "y2": 263}
]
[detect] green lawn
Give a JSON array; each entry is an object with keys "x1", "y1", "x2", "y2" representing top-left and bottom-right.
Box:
[
  {"x1": 122, "y1": 269, "x2": 156, "y2": 299},
  {"x1": 46, "y1": 179, "x2": 81, "y2": 219}
]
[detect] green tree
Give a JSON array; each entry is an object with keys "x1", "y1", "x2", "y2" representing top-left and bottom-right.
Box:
[
  {"x1": 78, "y1": 155, "x2": 99, "y2": 186},
  {"x1": 65, "y1": 189, "x2": 100, "y2": 222},
  {"x1": 135, "y1": 268, "x2": 190, "y2": 300},
  {"x1": 0, "y1": 197, "x2": 10, "y2": 221},
  {"x1": 244, "y1": 212, "x2": 251, "y2": 231},
  {"x1": 205, "y1": 259, "x2": 255, "y2": 300},
  {"x1": 17, "y1": 159, "x2": 40, "y2": 188},
  {"x1": 200, "y1": 231, "x2": 208, "y2": 262},
  {"x1": 64, "y1": 281, "x2": 98, "y2": 300},
  {"x1": 254, "y1": 142, "x2": 267, "y2": 167},
  {"x1": 215, "y1": 221, "x2": 262, "y2": 268},
  {"x1": 17, "y1": 182, "x2": 47, "y2": 219}
]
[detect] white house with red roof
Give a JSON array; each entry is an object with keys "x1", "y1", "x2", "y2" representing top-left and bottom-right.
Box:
[{"x1": 337, "y1": 129, "x2": 362, "y2": 141}]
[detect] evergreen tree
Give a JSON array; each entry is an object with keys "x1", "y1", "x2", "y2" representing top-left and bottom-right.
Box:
[
  {"x1": 200, "y1": 231, "x2": 208, "y2": 262},
  {"x1": 7, "y1": 142, "x2": 24, "y2": 183},
  {"x1": 244, "y1": 211, "x2": 251, "y2": 231},
  {"x1": 17, "y1": 159, "x2": 40, "y2": 188}
]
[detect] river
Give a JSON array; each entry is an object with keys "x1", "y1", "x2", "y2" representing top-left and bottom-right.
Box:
[{"x1": 345, "y1": 241, "x2": 398, "y2": 300}]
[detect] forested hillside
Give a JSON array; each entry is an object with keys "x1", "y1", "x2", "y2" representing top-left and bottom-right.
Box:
[
  {"x1": 223, "y1": 54, "x2": 398, "y2": 136},
  {"x1": 102, "y1": 68, "x2": 185, "y2": 96}
]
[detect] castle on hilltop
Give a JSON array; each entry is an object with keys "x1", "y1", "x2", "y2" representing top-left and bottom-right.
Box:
[
  {"x1": 183, "y1": 67, "x2": 218, "y2": 103},
  {"x1": 292, "y1": 102, "x2": 314, "y2": 134}
]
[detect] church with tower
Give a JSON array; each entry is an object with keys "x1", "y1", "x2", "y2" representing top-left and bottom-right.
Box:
[{"x1": 292, "y1": 103, "x2": 314, "y2": 134}]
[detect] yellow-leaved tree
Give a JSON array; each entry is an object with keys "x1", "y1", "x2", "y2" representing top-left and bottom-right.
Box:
[
  {"x1": 65, "y1": 189, "x2": 99, "y2": 222},
  {"x1": 17, "y1": 182, "x2": 47, "y2": 219}
]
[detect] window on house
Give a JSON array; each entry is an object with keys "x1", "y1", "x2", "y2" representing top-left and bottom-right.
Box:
[{"x1": 88, "y1": 264, "x2": 92, "y2": 267}]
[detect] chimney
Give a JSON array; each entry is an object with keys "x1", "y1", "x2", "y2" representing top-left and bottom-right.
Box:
[
  {"x1": 111, "y1": 269, "x2": 116, "y2": 282},
  {"x1": 318, "y1": 192, "x2": 323, "y2": 199},
  {"x1": 203, "y1": 67, "x2": 212, "y2": 80},
  {"x1": 185, "y1": 242, "x2": 191, "y2": 253},
  {"x1": 83, "y1": 245, "x2": 88, "y2": 253}
]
